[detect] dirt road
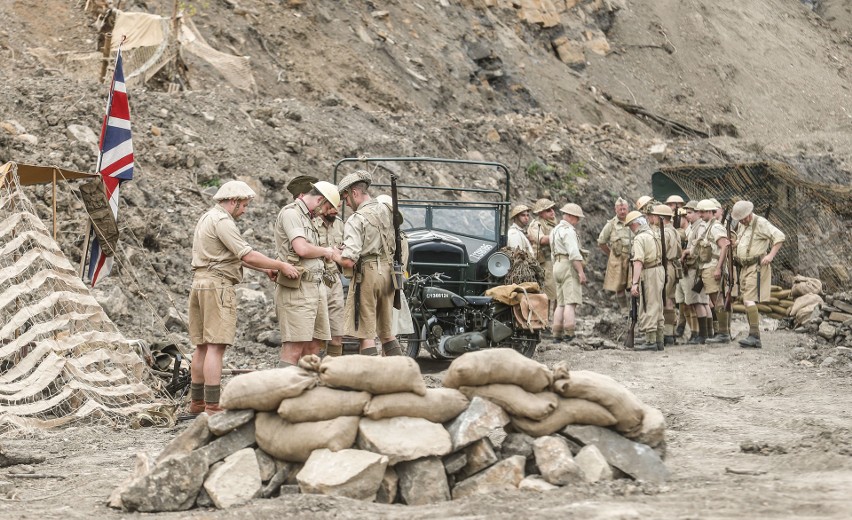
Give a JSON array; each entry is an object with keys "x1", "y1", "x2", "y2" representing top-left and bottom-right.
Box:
[{"x1": 1, "y1": 326, "x2": 850, "y2": 519}]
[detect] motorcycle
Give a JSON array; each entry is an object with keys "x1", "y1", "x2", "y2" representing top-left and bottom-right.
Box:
[{"x1": 400, "y1": 272, "x2": 541, "y2": 359}]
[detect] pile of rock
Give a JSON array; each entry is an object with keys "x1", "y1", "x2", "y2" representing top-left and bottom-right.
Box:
[
  {"x1": 794, "y1": 290, "x2": 852, "y2": 348},
  {"x1": 110, "y1": 350, "x2": 668, "y2": 511}
]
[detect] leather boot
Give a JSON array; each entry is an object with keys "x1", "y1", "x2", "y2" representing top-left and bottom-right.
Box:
[
  {"x1": 739, "y1": 333, "x2": 762, "y2": 349},
  {"x1": 382, "y1": 340, "x2": 403, "y2": 356},
  {"x1": 204, "y1": 402, "x2": 224, "y2": 415},
  {"x1": 188, "y1": 399, "x2": 206, "y2": 415}
]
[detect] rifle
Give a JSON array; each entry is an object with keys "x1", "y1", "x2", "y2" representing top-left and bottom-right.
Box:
[
  {"x1": 354, "y1": 259, "x2": 362, "y2": 330},
  {"x1": 390, "y1": 173, "x2": 403, "y2": 310},
  {"x1": 756, "y1": 203, "x2": 772, "y2": 303},
  {"x1": 659, "y1": 217, "x2": 668, "y2": 301},
  {"x1": 625, "y1": 294, "x2": 638, "y2": 348},
  {"x1": 723, "y1": 211, "x2": 735, "y2": 311}
]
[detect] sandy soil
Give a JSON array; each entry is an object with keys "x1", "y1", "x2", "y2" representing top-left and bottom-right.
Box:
[{"x1": 2, "y1": 325, "x2": 850, "y2": 519}]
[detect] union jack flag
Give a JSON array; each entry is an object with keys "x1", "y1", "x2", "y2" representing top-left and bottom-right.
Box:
[{"x1": 88, "y1": 45, "x2": 134, "y2": 287}]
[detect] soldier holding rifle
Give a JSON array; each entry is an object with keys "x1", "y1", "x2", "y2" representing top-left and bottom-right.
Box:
[
  {"x1": 732, "y1": 200, "x2": 785, "y2": 349},
  {"x1": 651, "y1": 204, "x2": 682, "y2": 345},
  {"x1": 626, "y1": 210, "x2": 665, "y2": 351}
]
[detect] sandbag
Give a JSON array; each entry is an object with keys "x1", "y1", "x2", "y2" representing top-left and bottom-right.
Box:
[
  {"x1": 319, "y1": 355, "x2": 427, "y2": 396},
  {"x1": 625, "y1": 404, "x2": 666, "y2": 448},
  {"x1": 255, "y1": 412, "x2": 359, "y2": 462},
  {"x1": 220, "y1": 367, "x2": 318, "y2": 411},
  {"x1": 509, "y1": 397, "x2": 617, "y2": 437},
  {"x1": 363, "y1": 388, "x2": 469, "y2": 423},
  {"x1": 442, "y1": 348, "x2": 553, "y2": 393},
  {"x1": 769, "y1": 305, "x2": 789, "y2": 316},
  {"x1": 459, "y1": 384, "x2": 558, "y2": 421},
  {"x1": 791, "y1": 275, "x2": 822, "y2": 298},
  {"x1": 277, "y1": 386, "x2": 371, "y2": 422},
  {"x1": 771, "y1": 289, "x2": 792, "y2": 300},
  {"x1": 756, "y1": 304, "x2": 773, "y2": 314},
  {"x1": 790, "y1": 293, "x2": 824, "y2": 325},
  {"x1": 552, "y1": 370, "x2": 645, "y2": 435}
]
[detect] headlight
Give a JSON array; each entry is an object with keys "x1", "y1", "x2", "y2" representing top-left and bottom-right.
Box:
[{"x1": 486, "y1": 252, "x2": 511, "y2": 278}]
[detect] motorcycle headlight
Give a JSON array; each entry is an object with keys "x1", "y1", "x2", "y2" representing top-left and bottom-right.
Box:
[{"x1": 486, "y1": 252, "x2": 511, "y2": 278}]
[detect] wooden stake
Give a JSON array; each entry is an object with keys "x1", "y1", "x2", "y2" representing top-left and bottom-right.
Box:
[
  {"x1": 100, "y1": 32, "x2": 113, "y2": 84},
  {"x1": 80, "y1": 224, "x2": 92, "y2": 280},
  {"x1": 52, "y1": 170, "x2": 57, "y2": 240}
]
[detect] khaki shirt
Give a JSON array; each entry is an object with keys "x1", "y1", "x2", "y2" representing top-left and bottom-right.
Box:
[
  {"x1": 685, "y1": 219, "x2": 706, "y2": 263},
  {"x1": 191, "y1": 204, "x2": 252, "y2": 284},
  {"x1": 597, "y1": 216, "x2": 632, "y2": 257},
  {"x1": 550, "y1": 220, "x2": 582, "y2": 262},
  {"x1": 630, "y1": 225, "x2": 661, "y2": 266},
  {"x1": 342, "y1": 198, "x2": 395, "y2": 263},
  {"x1": 508, "y1": 223, "x2": 534, "y2": 255},
  {"x1": 527, "y1": 217, "x2": 557, "y2": 263},
  {"x1": 736, "y1": 215, "x2": 785, "y2": 261},
  {"x1": 275, "y1": 198, "x2": 323, "y2": 272},
  {"x1": 663, "y1": 222, "x2": 682, "y2": 261},
  {"x1": 698, "y1": 219, "x2": 727, "y2": 269},
  {"x1": 316, "y1": 216, "x2": 345, "y2": 274}
]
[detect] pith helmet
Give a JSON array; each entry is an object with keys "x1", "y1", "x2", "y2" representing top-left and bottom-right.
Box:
[
  {"x1": 559, "y1": 203, "x2": 585, "y2": 218},
  {"x1": 213, "y1": 180, "x2": 256, "y2": 201},
  {"x1": 684, "y1": 199, "x2": 698, "y2": 210},
  {"x1": 286, "y1": 175, "x2": 318, "y2": 198},
  {"x1": 709, "y1": 198, "x2": 722, "y2": 210},
  {"x1": 651, "y1": 204, "x2": 673, "y2": 217},
  {"x1": 635, "y1": 195, "x2": 652, "y2": 211},
  {"x1": 311, "y1": 181, "x2": 341, "y2": 208},
  {"x1": 731, "y1": 200, "x2": 754, "y2": 221},
  {"x1": 531, "y1": 198, "x2": 556, "y2": 214},
  {"x1": 624, "y1": 210, "x2": 643, "y2": 225},
  {"x1": 337, "y1": 170, "x2": 372, "y2": 194},
  {"x1": 665, "y1": 194, "x2": 685, "y2": 204},
  {"x1": 510, "y1": 204, "x2": 531, "y2": 219},
  {"x1": 695, "y1": 199, "x2": 716, "y2": 212},
  {"x1": 376, "y1": 194, "x2": 404, "y2": 226}
]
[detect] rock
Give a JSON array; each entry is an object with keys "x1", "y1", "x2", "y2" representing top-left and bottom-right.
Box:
[
  {"x1": 819, "y1": 357, "x2": 837, "y2": 368},
  {"x1": 445, "y1": 396, "x2": 510, "y2": 450},
  {"x1": 533, "y1": 436, "x2": 585, "y2": 486},
  {"x1": 790, "y1": 347, "x2": 808, "y2": 361},
  {"x1": 260, "y1": 461, "x2": 300, "y2": 498},
  {"x1": 195, "y1": 487, "x2": 213, "y2": 508},
  {"x1": 279, "y1": 484, "x2": 300, "y2": 494},
  {"x1": 834, "y1": 346, "x2": 852, "y2": 359},
  {"x1": 198, "y1": 421, "x2": 256, "y2": 466},
  {"x1": 818, "y1": 322, "x2": 837, "y2": 340},
  {"x1": 255, "y1": 449, "x2": 277, "y2": 481},
  {"x1": 95, "y1": 286, "x2": 128, "y2": 319},
  {"x1": 574, "y1": 445, "x2": 613, "y2": 483},
  {"x1": 518, "y1": 475, "x2": 559, "y2": 492},
  {"x1": 357, "y1": 417, "x2": 452, "y2": 465},
  {"x1": 443, "y1": 451, "x2": 468, "y2": 475},
  {"x1": 157, "y1": 413, "x2": 213, "y2": 463},
  {"x1": 207, "y1": 409, "x2": 255, "y2": 436},
  {"x1": 452, "y1": 455, "x2": 525, "y2": 499},
  {"x1": 237, "y1": 287, "x2": 268, "y2": 306},
  {"x1": 15, "y1": 134, "x2": 38, "y2": 146},
  {"x1": 0, "y1": 120, "x2": 25, "y2": 135},
  {"x1": 121, "y1": 451, "x2": 208, "y2": 512},
  {"x1": 164, "y1": 307, "x2": 187, "y2": 332},
  {"x1": 375, "y1": 466, "x2": 399, "y2": 504},
  {"x1": 203, "y1": 448, "x2": 262, "y2": 509},
  {"x1": 552, "y1": 36, "x2": 585, "y2": 68},
  {"x1": 108, "y1": 453, "x2": 151, "y2": 509},
  {"x1": 561, "y1": 425, "x2": 670, "y2": 484},
  {"x1": 257, "y1": 330, "x2": 282, "y2": 347},
  {"x1": 500, "y1": 432, "x2": 534, "y2": 459},
  {"x1": 396, "y1": 457, "x2": 451, "y2": 505},
  {"x1": 648, "y1": 143, "x2": 668, "y2": 161},
  {"x1": 297, "y1": 449, "x2": 388, "y2": 501},
  {"x1": 457, "y1": 438, "x2": 498, "y2": 480},
  {"x1": 66, "y1": 124, "x2": 98, "y2": 145}
]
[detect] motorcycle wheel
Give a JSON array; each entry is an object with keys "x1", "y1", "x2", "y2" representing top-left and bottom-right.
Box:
[
  {"x1": 400, "y1": 320, "x2": 424, "y2": 359},
  {"x1": 512, "y1": 334, "x2": 540, "y2": 359}
]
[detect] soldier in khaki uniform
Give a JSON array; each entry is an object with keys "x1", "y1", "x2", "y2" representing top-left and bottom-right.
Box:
[
  {"x1": 625, "y1": 210, "x2": 665, "y2": 351},
  {"x1": 274, "y1": 180, "x2": 340, "y2": 366},
  {"x1": 333, "y1": 171, "x2": 401, "y2": 356},
  {"x1": 527, "y1": 198, "x2": 558, "y2": 320},
  {"x1": 681, "y1": 201, "x2": 711, "y2": 343},
  {"x1": 694, "y1": 199, "x2": 732, "y2": 344},
  {"x1": 666, "y1": 196, "x2": 690, "y2": 338},
  {"x1": 316, "y1": 201, "x2": 346, "y2": 357},
  {"x1": 507, "y1": 204, "x2": 534, "y2": 254},
  {"x1": 549, "y1": 203, "x2": 587, "y2": 342},
  {"x1": 651, "y1": 204, "x2": 682, "y2": 345},
  {"x1": 732, "y1": 200, "x2": 785, "y2": 348},
  {"x1": 596, "y1": 197, "x2": 632, "y2": 309},
  {"x1": 635, "y1": 195, "x2": 653, "y2": 213},
  {"x1": 188, "y1": 181, "x2": 299, "y2": 415}
]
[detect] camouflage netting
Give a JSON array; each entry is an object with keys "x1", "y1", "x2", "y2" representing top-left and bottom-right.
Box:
[
  {"x1": 502, "y1": 247, "x2": 545, "y2": 287},
  {"x1": 654, "y1": 162, "x2": 852, "y2": 293},
  {"x1": 0, "y1": 164, "x2": 169, "y2": 435}
]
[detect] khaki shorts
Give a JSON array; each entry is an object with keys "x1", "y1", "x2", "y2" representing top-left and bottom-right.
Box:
[
  {"x1": 344, "y1": 259, "x2": 394, "y2": 339},
  {"x1": 603, "y1": 253, "x2": 629, "y2": 293},
  {"x1": 553, "y1": 258, "x2": 582, "y2": 306},
  {"x1": 740, "y1": 263, "x2": 772, "y2": 303},
  {"x1": 275, "y1": 278, "x2": 331, "y2": 343},
  {"x1": 541, "y1": 260, "x2": 557, "y2": 301},
  {"x1": 664, "y1": 263, "x2": 677, "y2": 301},
  {"x1": 681, "y1": 268, "x2": 709, "y2": 305},
  {"x1": 326, "y1": 276, "x2": 345, "y2": 337},
  {"x1": 700, "y1": 266, "x2": 721, "y2": 296},
  {"x1": 188, "y1": 275, "x2": 237, "y2": 346}
]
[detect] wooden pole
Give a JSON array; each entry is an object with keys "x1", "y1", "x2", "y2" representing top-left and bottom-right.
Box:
[
  {"x1": 52, "y1": 170, "x2": 57, "y2": 240},
  {"x1": 100, "y1": 32, "x2": 113, "y2": 84},
  {"x1": 80, "y1": 224, "x2": 92, "y2": 280}
]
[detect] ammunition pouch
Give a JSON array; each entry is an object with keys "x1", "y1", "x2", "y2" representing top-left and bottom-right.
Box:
[
  {"x1": 276, "y1": 265, "x2": 306, "y2": 289},
  {"x1": 696, "y1": 242, "x2": 713, "y2": 263},
  {"x1": 673, "y1": 260, "x2": 683, "y2": 279},
  {"x1": 691, "y1": 277, "x2": 704, "y2": 294},
  {"x1": 736, "y1": 255, "x2": 762, "y2": 268}
]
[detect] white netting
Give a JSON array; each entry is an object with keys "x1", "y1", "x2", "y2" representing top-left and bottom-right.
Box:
[{"x1": 0, "y1": 164, "x2": 168, "y2": 435}]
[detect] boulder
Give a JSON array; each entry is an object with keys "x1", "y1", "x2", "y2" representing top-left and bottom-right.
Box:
[
  {"x1": 375, "y1": 467, "x2": 399, "y2": 504},
  {"x1": 457, "y1": 438, "x2": 498, "y2": 480},
  {"x1": 255, "y1": 449, "x2": 277, "y2": 481},
  {"x1": 108, "y1": 453, "x2": 151, "y2": 509},
  {"x1": 452, "y1": 455, "x2": 525, "y2": 499},
  {"x1": 501, "y1": 432, "x2": 535, "y2": 460},
  {"x1": 518, "y1": 475, "x2": 559, "y2": 492},
  {"x1": 396, "y1": 457, "x2": 451, "y2": 505},
  {"x1": 573, "y1": 445, "x2": 613, "y2": 483},
  {"x1": 203, "y1": 448, "x2": 262, "y2": 509},
  {"x1": 357, "y1": 417, "x2": 452, "y2": 465},
  {"x1": 561, "y1": 425, "x2": 670, "y2": 483},
  {"x1": 533, "y1": 436, "x2": 585, "y2": 486},
  {"x1": 237, "y1": 287, "x2": 268, "y2": 306},
  {"x1": 66, "y1": 124, "x2": 98, "y2": 145},
  {"x1": 445, "y1": 396, "x2": 509, "y2": 450},
  {"x1": 207, "y1": 409, "x2": 255, "y2": 436},
  {"x1": 297, "y1": 449, "x2": 389, "y2": 501},
  {"x1": 819, "y1": 321, "x2": 837, "y2": 340},
  {"x1": 443, "y1": 451, "x2": 468, "y2": 475},
  {"x1": 121, "y1": 451, "x2": 208, "y2": 512},
  {"x1": 198, "y1": 421, "x2": 256, "y2": 465}
]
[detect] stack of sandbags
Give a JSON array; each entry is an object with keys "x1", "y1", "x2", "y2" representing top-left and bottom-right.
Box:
[{"x1": 732, "y1": 284, "x2": 796, "y2": 319}]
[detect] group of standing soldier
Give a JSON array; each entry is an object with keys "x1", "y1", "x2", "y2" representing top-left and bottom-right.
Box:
[
  {"x1": 508, "y1": 192, "x2": 785, "y2": 353},
  {"x1": 186, "y1": 171, "x2": 402, "y2": 415}
]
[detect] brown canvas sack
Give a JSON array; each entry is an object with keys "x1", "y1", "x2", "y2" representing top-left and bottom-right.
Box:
[
  {"x1": 509, "y1": 397, "x2": 617, "y2": 437},
  {"x1": 442, "y1": 348, "x2": 553, "y2": 393},
  {"x1": 319, "y1": 355, "x2": 427, "y2": 396},
  {"x1": 277, "y1": 386, "x2": 371, "y2": 422},
  {"x1": 458, "y1": 385, "x2": 558, "y2": 421},
  {"x1": 552, "y1": 370, "x2": 645, "y2": 435},
  {"x1": 255, "y1": 412, "x2": 359, "y2": 462},
  {"x1": 363, "y1": 388, "x2": 469, "y2": 423},
  {"x1": 625, "y1": 404, "x2": 666, "y2": 448},
  {"x1": 220, "y1": 367, "x2": 318, "y2": 411}
]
